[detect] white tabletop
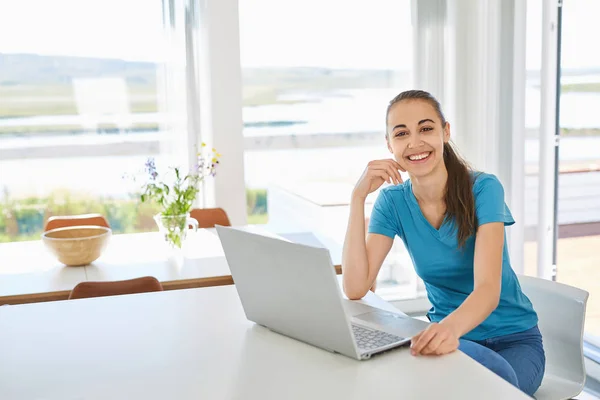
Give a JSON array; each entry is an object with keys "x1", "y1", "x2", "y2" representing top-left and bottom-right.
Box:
[
  {"x1": 0, "y1": 226, "x2": 343, "y2": 303},
  {"x1": 0, "y1": 238, "x2": 87, "y2": 298},
  {"x1": 0, "y1": 286, "x2": 530, "y2": 400},
  {"x1": 0, "y1": 229, "x2": 232, "y2": 302},
  {"x1": 84, "y1": 229, "x2": 231, "y2": 282}
]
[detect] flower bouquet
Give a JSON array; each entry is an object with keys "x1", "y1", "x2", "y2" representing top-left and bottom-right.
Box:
[{"x1": 135, "y1": 143, "x2": 221, "y2": 249}]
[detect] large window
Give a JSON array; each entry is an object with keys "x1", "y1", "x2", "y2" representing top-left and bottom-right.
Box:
[
  {"x1": 238, "y1": 0, "x2": 420, "y2": 298},
  {"x1": 555, "y1": 0, "x2": 600, "y2": 339},
  {"x1": 523, "y1": 0, "x2": 600, "y2": 339},
  {"x1": 0, "y1": 0, "x2": 188, "y2": 242}
]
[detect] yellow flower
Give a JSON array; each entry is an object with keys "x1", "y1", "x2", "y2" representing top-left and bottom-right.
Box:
[{"x1": 201, "y1": 142, "x2": 206, "y2": 147}]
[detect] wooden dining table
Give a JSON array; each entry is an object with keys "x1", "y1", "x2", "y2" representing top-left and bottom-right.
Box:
[{"x1": 0, "y1": 226, "x2": 343, "y2": 305}]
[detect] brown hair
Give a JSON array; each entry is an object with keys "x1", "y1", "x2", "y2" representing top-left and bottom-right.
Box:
[{"x1": 386, "y1": 90, "x2": 477, "y2": 248}]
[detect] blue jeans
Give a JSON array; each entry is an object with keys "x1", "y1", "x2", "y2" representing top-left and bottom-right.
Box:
[{"x1": 459, "y1": 325, "x2": 546, "y2": 397}]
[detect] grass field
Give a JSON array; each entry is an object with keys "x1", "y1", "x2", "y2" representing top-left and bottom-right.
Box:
[
  {"x1": 0, "y1": 84, "x2": 158, "y2": 118},
  {"x1": 0, "y1": 69, "x2": 401, "y2": 119},
  {"x1": 0, "y1": 188, "x2": 269, "y2": 242},
  {"x1": 247, "y1": 213, "x2": 268, "y2": 225},
  {"x1": 0, "y1": 123, "x2": 160, "y2": 135},
  {"x1": 561, "y1": 127, "x2": 600, "y2": 137},
  {"x1": 1, "y1": 76, "x2": 600, "y2": 136},
  {"x1": 561, "y1": 82, "x2": 600, "y2": 93}
]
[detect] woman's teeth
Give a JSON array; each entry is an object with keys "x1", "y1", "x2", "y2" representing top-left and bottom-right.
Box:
[{"x1": 408, "y1": 152, "x2": 431, "y2": 161}]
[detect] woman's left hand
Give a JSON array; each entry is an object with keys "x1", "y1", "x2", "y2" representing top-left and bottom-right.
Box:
[{"x1": 410, "y1": 323, "x2": 459, "y2": 356}]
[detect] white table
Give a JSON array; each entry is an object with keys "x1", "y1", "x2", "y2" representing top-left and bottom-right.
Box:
[
  {"x1": 0, "y1": 227, "x2": 342, "y2": 305},
  {"x1": 0, "y1": 285, "x2": 530, "y2": 400},
  {"x1": 0, "y1": 238, "x2": 88, "y2": 303}
]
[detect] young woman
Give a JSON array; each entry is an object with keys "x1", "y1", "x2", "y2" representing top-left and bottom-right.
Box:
[{"x1": 342, "y1": 90, "x2": 545, "y2": 396}]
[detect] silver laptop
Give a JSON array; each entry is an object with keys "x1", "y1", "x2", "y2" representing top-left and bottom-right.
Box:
[{"x1": 216, "y1": 225, "x2": 428, "y2": 360}]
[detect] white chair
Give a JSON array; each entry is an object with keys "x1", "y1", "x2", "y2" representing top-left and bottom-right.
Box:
[{"x1": 518, "y1": 275, "x2": 589, "y2": 400}]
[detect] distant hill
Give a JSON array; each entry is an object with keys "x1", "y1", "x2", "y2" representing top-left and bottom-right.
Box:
[
  {"x1": 0, "y1": 53, "x2": 408, "y2": 99},
  {"x1": 2, "y1": 53, "x2": 599, "y2": 88},
  {"x1": 0, "y1": 53, "x2": 409, "y2": 90},
  {"x1": 0, "y1": 53, "x2": 158, "y2": 86}
]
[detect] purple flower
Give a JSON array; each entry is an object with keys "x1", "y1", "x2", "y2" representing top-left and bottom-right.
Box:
[{"x1": 145, "y1": 158, "x2": 158, "y2": 180}]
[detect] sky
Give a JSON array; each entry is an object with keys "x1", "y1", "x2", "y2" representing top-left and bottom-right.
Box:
[{"x1": 0, "y1": 0, "x2": 598, "y2": 70}]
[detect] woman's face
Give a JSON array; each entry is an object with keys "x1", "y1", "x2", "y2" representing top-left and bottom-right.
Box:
[{"x1": 386, "y1": 99, "x2": 450, "y2": 178}]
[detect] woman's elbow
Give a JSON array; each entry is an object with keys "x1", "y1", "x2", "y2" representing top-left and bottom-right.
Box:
[{"x1": 343, "y1": 285, "x2": 368, "y2": 300}]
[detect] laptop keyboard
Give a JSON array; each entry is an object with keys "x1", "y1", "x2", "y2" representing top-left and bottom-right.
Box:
[{"x1": 352, "y1": 324, "x2": 404, "y2": 351}]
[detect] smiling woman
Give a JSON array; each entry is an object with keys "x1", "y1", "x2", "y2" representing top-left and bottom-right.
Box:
[
  {"x1": 385, "y1": 90, "x2": 476, "y2": 248},
  {"x1": 341, "y1": 89, "x2": 545, "y2": 397}
]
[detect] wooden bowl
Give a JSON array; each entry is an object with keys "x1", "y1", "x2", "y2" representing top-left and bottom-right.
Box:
[{"x1": 42, "y1": 226, "x2": 112, "y2": 266}]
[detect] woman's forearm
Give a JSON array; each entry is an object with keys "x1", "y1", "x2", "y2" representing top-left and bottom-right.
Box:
[
  {"x1": 440, "y1": 285, "x2": 500, "y2": 338},
  {"x1": 342, "y1": 195, "x2": 371, "y2": 299}
]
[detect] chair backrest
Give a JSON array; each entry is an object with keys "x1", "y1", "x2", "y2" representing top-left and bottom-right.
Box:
[
  {"x1": 518, "y1": 275, "x2": 589, "y2": 386},
  {"x1": 45, "y1": 213, "x2": 110, "y2": 232},
  {"x1": 68, "y1": 276, "x2": 164, "y2": 300},
  {"x1": 190, "y1": 208, "x2": 231, "y2": 229}
]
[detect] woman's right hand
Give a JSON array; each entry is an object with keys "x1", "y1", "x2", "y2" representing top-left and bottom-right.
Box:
[{"x1": 352, "y1": 159, "x2": 404, "y2": 200}]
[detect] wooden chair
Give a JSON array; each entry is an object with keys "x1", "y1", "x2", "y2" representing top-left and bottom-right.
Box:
[
  {"x1": 190, "y1": 208, "x2": 231, "y2": 229},
  {"x1": 68, "y1": 276, "x2": 164, "y2": 300},
  {"x1": 45, "y1": 213, "x2": 110, "y2": 232}
]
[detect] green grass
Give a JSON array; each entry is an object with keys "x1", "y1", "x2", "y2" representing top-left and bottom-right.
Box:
[
  {"x1": 0, "y1": 212, "x2": 270, "y2": 242},
  {"x1": 0, "y1": 82, "x2": 159, "y2": 134},
  {"x1": 247, "y1": 213, "x2": 268, "y2": 225},
  {"x1": 0, "y1": 122, "x2": 159, "y2": 135},
  {"x1": 0, "y1": 233, "x2": 39, "y2": 243},
  {"x1": 0, "y1": 188, "x2": 270, "y2": 242},
  {"x1": 0, "y1": 84, "x2": 158, "y2": 118},
  {"x1": 243, "y1": 86, "x2": 307, "y2": 107},
  {"x1": 561, "y1": 82, "x2": 600, "y2": 93},
  {"x1": 0, "y1": 69, "x2": 402, "y2": 119},
  {"x1": 3, "y1": 76, "x2": 600, "y2": 136},
  {"x1": 560, "y1": 127, "x2": 600, "y2": 137}
]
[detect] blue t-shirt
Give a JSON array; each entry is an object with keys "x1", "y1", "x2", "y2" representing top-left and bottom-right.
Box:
[{"x1": 368, "y1": 172, "x2": 538, "y2": 341}]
